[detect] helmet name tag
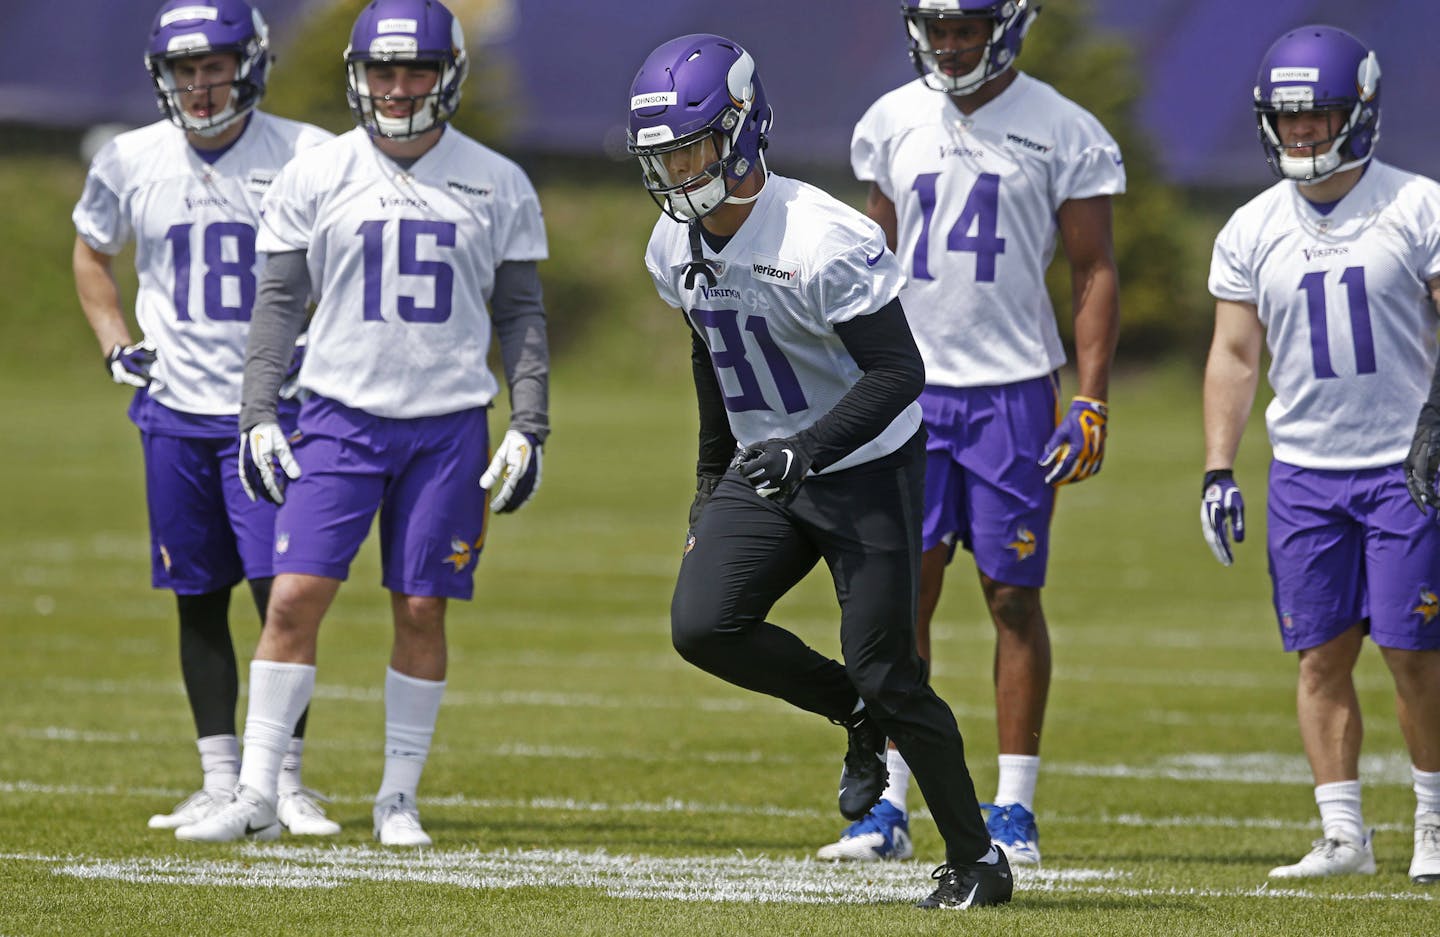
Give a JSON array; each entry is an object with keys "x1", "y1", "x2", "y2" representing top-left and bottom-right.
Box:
[
  {"x1": 377, "y1": 18, "x2": 419, "y2": 34},
  {"x1": 160, "y1": 6, "x2": 218, "y2": 27},
  {"x1": 632, "y1": 92, "x2": 678, "y2": 110},
  {"x1": 1270, "y1": 67, "x2": 1319, "y2": 82}
]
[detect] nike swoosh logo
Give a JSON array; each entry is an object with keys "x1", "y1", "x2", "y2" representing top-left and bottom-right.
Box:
[
  {"x1": 958, "y1": 883, "x2": 979, "y2": 909},
  {"x1": 245, "y1": 822, "x2": 271, "y2": 835},
  {"x1": 865, "y1": 249, "x2": 884, "y2": 267},
  {"x1": 780, "y1": 449, "x2": 794, "y2": 478},
  {"x1": 838, "y1": 787, "x2": 848, "y2": 796}
]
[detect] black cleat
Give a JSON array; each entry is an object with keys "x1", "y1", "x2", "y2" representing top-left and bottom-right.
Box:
[
  {"x1": 836, "y1": 711, "x2": 887, "y2": 821},
  {"x1": 916, "y1": 848, "x2": 1014, "y2": 909}
]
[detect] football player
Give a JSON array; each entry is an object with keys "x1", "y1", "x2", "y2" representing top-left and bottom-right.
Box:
[
  {"x1": 633, "y1": 34, "x2": 1011, "y2": 909},
  {"x1": 72, "y1": 0, "x2": 337, "y2": 836},
  {"x1": 1203, "y1": 25, "x2": 1440, "y2": 883},
  {"x1": 822, "y1": 0, "x2": 1123, "y2": 865},
  {"x1": 174, "y1": 0, "x2": 551, "y2": 846}
]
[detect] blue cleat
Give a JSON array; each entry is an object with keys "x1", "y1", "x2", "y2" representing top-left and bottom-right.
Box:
[
  {"x1": 817, "y1": 800, "x2": 914, "y2": 861},
  {"x1": 982, "y1": 802, "x2": 1040, "y2": 865}
]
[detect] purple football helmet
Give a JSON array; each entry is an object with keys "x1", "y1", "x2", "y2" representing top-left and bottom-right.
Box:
[
  {"x1": 1254, "y1": 25, "x2": 1381, "y2": 183},
  {"x1": 902, "y1": 0, "x2": 1041, "y2": 95},
  {"x1": 144, "y1": 0, "x2": 269, "y2": 137},
  {"x1": 627, "y1": 34, "x2": 773, "y2": 222},
  {"x1": 345, "y1": 0, "x2": 469, "y2": 140}
]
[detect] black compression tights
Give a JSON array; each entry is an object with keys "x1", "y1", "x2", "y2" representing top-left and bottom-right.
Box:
[{"x1": 176, "y1": 576, "x2": 309, "y2": 739}]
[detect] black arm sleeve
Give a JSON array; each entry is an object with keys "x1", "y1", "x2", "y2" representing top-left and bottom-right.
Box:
[
  {"x1": 691, "y1": 325, "x2": 738, "y2": 476},
  {"x1": 794, "y1": 297, "x2": 925, "y2": 471},
  {"x1": 239, "y1": 250, "x2": 311, "y2": 431},
  {"x1": 490, "y1": 261, "x2": 551, "y2": 442}
]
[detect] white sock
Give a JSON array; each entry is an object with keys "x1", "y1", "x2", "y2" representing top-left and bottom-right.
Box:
[
  {"x1": 238, "y1": 661, "x2": 316, "y2": 804},
  {"x1": 995, "y1": 754, "x2": 1040, "y2": 811},
  {"x1": 1413, "y1": 766, "x2": 1440, "y2": 818},
  {"x1": 197, "y1": 735, "x2": 239, "y2": 795},
  {"x1": 277, "y1": 737, "x2": 306, "y2": 796},
  {"x1": 1315, "y1": 780, "x2": 1365, "y2": 845},
  {"x1": 376, "y1": 667, "x2": 446, "y2": 805},
  {"x1": 880, "y1": 748, "x2": 911, "y2": 813}
]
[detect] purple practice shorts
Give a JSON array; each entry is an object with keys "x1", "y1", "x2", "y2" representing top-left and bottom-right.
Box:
[
  {"x1": 142, "y1": 432, "x2": 278, "y2": 594},
  {"x1": 272, "y1": 396, "x2": 490, "y2": 599},
  {"x1": 1268, "y1": 460, "x2": 1440, "y2": 652},
  {"x1": 919, "y1": 376, "x2": 1059, "y2": 588}
]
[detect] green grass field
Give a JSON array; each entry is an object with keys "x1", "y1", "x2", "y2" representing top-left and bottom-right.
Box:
[{"x1": 1, "y1": 365, "x2": 1433, "y2": 936}]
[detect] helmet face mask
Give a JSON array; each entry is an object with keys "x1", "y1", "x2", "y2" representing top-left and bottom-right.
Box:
[
  {"x1": 145, "y1": 0, "x2": 270, "y2": 137},
  {"x1": 901, "y1": 0, "x2": 1040, "y2": 96},
  {"x1": 627, "y1": 34, "x2": 773, "y2": 223},
  {"x1": 1253, "y1": 25, "x2": 1381, "y2": 184},
  {"x1": 345, "y1": 0, "x2": 468, "y2": 140}
]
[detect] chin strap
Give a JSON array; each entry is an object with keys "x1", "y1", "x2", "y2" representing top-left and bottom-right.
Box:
[{"x1": 682, "y1": 222, "x2": 718, "y2": 290}]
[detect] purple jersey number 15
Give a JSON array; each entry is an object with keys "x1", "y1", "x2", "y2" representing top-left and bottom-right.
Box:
[{"x1": 357, "y1": 219, "x2": 457, "y2": 323}]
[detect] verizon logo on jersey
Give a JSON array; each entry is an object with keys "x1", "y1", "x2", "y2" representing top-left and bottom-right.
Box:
[{"x1": 750, "y1": 254, "x2": 800, "y2": 289}]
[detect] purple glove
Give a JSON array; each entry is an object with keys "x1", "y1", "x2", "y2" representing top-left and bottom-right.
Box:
[
  {"x1": 1200, "y1": 469, "x2": 1245, "y2": 566},
  {"x1": 106, "y1": 340, "x2": 156, "y2": 388},
  {"x1": 1040, "y1": 397, "x2": 1107, "y2": 485}
]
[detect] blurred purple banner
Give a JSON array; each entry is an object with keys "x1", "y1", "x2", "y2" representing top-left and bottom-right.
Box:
[{"x1": 5, "y1": 0, "x2": 1440, "y2": 186}]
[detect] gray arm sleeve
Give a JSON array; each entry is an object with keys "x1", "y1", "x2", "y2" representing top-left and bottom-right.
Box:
[
  {"x1": 490, "y1": 260, "x2": 551, "y2": 442},
  {"x1": 239, "y1": 250, "x2": 311, "y2": 431}
]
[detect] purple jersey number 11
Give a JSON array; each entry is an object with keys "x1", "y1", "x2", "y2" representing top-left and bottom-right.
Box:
[
  {"x1": 1298, "y1": 266, "x2": 1376, "y2": 379},
  {"x1": 910, "y1": 171, "x2": 1006, "y2": 282}
]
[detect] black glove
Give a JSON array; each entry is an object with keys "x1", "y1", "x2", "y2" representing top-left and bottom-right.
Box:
[
  {"x1": 733, "y1": 437, "x2": 812, "y2": 506},
  {"x1": 1406, "y1": 404, "x2": 1440, "y2": 512},
  {"x1": 689, "y1": 472, "x2": 722, "y2": 530}
]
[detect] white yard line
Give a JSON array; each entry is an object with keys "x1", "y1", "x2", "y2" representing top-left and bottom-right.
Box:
[{"x1": 0, "y1": 846, "x2": 1429, "y2": 904}]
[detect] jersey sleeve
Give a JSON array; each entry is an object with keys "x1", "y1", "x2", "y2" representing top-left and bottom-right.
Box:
[
  {"x1": 812, "y1": 222, "x2": 905, "y2": 327},
  {"x1": 1053, "y1": 114, "x2": 1126, "y2": 208},
  {"x1": 1208, "y1": 212, "x2": 1257, "y2": 304},
  {"x1": 643, "y1": 220, "x2": 681, "y2": 310},
  {"x1": 1415, "y1": 183, "x2": 1440, "y2": 283},
  {"x1": 850, "y1": 102, "x2": 893, "y2": 199},
  {"x1": 256, "y1": 159, "x2": 319, "y2": 254},
  {"x1": 496, "y1": 168, "x2": 549, "y2": 263},
  {"x1": 72, "y1": 144, "x2": 129, "y2": 254}
]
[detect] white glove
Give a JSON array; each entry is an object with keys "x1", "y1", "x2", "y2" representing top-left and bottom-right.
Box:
[
  {"x1": 479, "y1": 429, "x2": 542, "y2": 513},
  {"x1": 238, "y1": 421, "x2": 302, "y2": 505}
]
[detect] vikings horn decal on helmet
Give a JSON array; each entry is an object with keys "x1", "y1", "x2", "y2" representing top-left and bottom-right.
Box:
[
  {"x1": 144, "y1": 0, "x2": 270, "y2": 136},
  {"x1": 345, "y1": 0, "x2": 469, "y2": 140},
  {"x1": 1253, "y1": 25, "x2": 1381, "y2": 183},
  {"x1": 901, "y1": 0, "x2": 1041, "y2": 96},
  {"x1": 627, "y1": 34, "x2": 773, "y2": 222}
]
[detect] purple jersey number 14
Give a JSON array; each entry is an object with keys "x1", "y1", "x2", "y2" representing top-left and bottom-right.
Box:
[
  {"x1": 910, "y1": 172, "x2": 1006, "y2": 282},
  {"x1": 1298, "y1": 266, "x2": 1376, "y2": 379}
]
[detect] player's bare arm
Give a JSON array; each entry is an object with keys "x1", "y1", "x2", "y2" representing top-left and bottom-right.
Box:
[
  {"x1": 1057, "y1": 195, "x2": 1119, "y2": 403},
  {"x1": 865, "y1": 183, "x2": 899, "y2": 252},
  {"x1": 72, "y1": 236, "x2": 133, "y2": 354},
  {"x1": 1202, "y1": 299, "x2": 1263, "y2": 472}
]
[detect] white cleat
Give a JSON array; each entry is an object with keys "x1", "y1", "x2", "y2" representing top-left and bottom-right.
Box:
[
  {"x1": 1268, "y1": 832, "x2": 1376, "y2": 878},
  {"x1": 277, "y1": 787, "x2": 342, "y2": 836},
  {"x1": 175, "y1": 785, "x2": 280, "y2": 843},
  {"x1": 374, "y1": 792, "x2": 432, "y2": 847},
  {"x1": 147, "y1": 788, "x2": 235, "y2": 830},
  {"x1": 1412, "y1": 812, "x2": 1440, "y2": 884}
]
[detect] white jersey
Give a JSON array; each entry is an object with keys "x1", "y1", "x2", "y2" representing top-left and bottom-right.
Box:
[
  {"x1": 645, "y1": 174, "x2": 919, "y2": 474},
  {"x1": 1209, "y1": 161, "x2": 1440, "y2": 470},
  {"x1": 73, "y1": 113, "x2": 332, "y2": 416},
  {"x1": 851, "y1": 73, "x2": 1125, "y2": 387},
  {"x1": 257, "y1": 127, "x2": 548, "y2": 419}
]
